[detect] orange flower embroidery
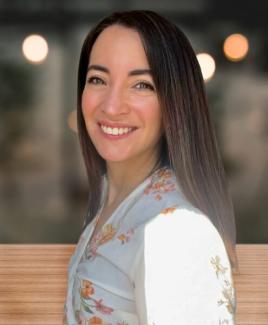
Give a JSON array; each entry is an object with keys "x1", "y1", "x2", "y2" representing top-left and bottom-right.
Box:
[
  {"x1": 144, "y1": 167, "x2": 176, "y2": 200},
  {"x1": 117, "y1": 228, "x2": 135, "y2": 244},
  {"x1": 97, "y1": 224, "x2": 117, "y2": 246},
  {"x1": 161, "y1": 207, "x2": 178, "y2": 215},
  {"x1": 89, "y1": 316, "x2": 103, "y2": 325},
  {"x1": 79, "y1": 279, "x2": 114, "y2": 316},
  {"x1": 117, "y1": 234, "x2": 126, "y2": 242},
  {"x1": 80, "y1": 280, "x2": 95, "y2": 299},
  {"x1": 86, "y1": 223, "x2": 118, "y2": 259}
]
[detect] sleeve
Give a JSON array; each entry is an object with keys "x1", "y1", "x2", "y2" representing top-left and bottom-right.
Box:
[{"x1": 133, "y1": 207, "x2": 236, "y2": 325}]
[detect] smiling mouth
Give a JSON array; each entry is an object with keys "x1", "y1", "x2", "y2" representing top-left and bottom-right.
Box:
[{"x1": 99, "y1": 123, "x2": 137, "y2": 136}]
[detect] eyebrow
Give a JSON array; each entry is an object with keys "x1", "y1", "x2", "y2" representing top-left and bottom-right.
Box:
[{"x1": 87, "y1": 64, "x2": 152, "y2": 76}]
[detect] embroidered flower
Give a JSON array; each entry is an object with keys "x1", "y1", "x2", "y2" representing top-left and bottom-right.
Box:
[
  {"x1": 88, "y1": 316, "x2": 103, "y2": 325},
  {"x1": 210, "y1": 255, "x2": 228, "y2": 279},
  {"x1": 210, "y1": 255, "x2": 236, "y2": 318},
  {"x1": 85, "y1": 223, "x2": 118, "y2": 259},
  {"x1": 98, "y1": 224, "x2": 117, "y2": 245},
  {"x1": 91, "y1": 297, "x2": 114, "y2": 314},
  {"x1": 117, "y1": 228, "x2": 135, "y2": 244},
  {"x1": 160, "y1": 206, "x2": 178, "y2": 215},
  {"x1": 79, "y1": 279, "x2": 114, "y2": 316},
  {"x1": 144, "y1": 167, "x2": 176, "y2": 200},
  {"x1": 80, "y1": 280, "x2": 95, "y2": 299},
  {"x1": 88, "y1": 316, "x2": 113, "y2": 325}
]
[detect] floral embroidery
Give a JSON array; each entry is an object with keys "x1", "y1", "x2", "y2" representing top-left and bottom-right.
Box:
[
  {"x1": 93, "y1": 298, "x2": 114, "y2": 314},
  {"x1": 85, "y1": 224, "x2": 118, "y2": 259},
  {"x1": 117, "y1": 228, "x2": 135, "y2": 244},
  {"x1": 74, "y1": 311, "x2": 114, "y2": 325},
  {"x1": 210, "y1": 255, "x2": 236, "y2": 323},
  {"x1": 144, "y1": 167, "x2": 176, "y2": 200},
  {"x1": 97, "y1": 224, "x2": 118, "y2": 246},
  {"x1": 211, "y1": 255, "x2": 229, "y2": 279},
  {"x1": 79, "y1": 279, "x2": 114, "y2": 315},
  {"x1": 160, "y1": 206, "x2": 178, "y2": 215},
  {"x1": 89, "y1": 316, "x2": 104, "y2": 325},
  {"x1": 80, "y1": 279, "x2": 95, "y2": 299},
  {"x1": 87, "y1": 315, "x2": 113, "y2": 325}
]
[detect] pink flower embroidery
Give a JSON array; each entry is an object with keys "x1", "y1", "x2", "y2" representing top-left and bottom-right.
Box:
[
  {"x1": 91, "y1": 298, "x2": 114, "y2": 315},
  {"x1": 79, "y1": 279, "x2": 114, "y2": 316}
]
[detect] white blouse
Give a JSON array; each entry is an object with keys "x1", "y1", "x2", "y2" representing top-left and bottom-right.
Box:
[{"x1": 63, "y1": 166, "x2": 236, "y2": 325}]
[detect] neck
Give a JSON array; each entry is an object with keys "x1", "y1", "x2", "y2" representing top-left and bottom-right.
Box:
[{"x1": 105, "y1": 153, "x2": 161, "y2": 208}]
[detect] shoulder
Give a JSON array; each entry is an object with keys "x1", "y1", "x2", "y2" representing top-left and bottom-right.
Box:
[
  {"x1": 145, "y1": 205, "x2": 222, "y2": 245},
  {"x1": 135, "y1": 207, "x2": 236, "y2": 323},
  {"x1": 143, "y1": 206, "x2": 232, "y2": 277},
  {"x1": 131, "y1": 166, "x2": 195, "y2": 227}
]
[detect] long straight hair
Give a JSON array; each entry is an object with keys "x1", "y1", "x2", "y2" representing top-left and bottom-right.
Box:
[{"x1": 77, "y1": 10, "x2": 240, "y2": 275}]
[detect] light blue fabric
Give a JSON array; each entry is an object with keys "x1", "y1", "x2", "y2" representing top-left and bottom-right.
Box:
[{"x1": 63, "y1": 166, "x2": 236, "y2": 325}]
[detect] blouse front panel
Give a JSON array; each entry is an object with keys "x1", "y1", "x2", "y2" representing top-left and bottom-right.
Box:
[{"x1": 63, "y1": 166, "x2": 236, "y2": 325}]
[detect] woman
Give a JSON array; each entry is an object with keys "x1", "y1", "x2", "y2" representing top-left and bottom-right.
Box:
[{"x1": 64, "y1": 10, "x2": 239, "y2": 325}]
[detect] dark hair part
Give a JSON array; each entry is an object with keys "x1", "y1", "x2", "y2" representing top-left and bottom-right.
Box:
[{"x1": 77, "y1": 10, "x2": 239, "y2": 275}]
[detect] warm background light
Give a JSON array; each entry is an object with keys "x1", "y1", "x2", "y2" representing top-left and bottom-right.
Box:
[
  {"x1": 196, "y1": 53, "x2": 216, "y2": 81},
  {"x1": 22, "y1": 34, "x2": 48, "y2": 63},
  {"x1": 223, "y1": 33, "x2": 249, "y2": 62},
  {"x1": 68, "y1": 110, "x2": 78, "y2": 133}
]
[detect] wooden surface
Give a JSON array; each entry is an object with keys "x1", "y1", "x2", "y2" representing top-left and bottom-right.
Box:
[{"x1": 0, "y1": 244, "x2": 267, "y2": 325}]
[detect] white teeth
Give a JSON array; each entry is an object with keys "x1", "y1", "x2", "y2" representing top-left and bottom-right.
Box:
[
  {"x1": 100, "y1": 124, "x2": 133, "y2": 135},
  {"x1": 112, "y1": 128, "x2": 118, "y2": 135}
]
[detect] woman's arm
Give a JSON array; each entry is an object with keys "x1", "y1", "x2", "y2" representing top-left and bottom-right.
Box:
[{"x1": 133, "y1": 207, "x2": 236, "y2": 325}]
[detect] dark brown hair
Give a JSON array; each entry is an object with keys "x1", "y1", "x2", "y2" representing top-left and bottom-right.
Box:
[{"x1": 77, "y1": 10, "x2": 239, "y2": 275}]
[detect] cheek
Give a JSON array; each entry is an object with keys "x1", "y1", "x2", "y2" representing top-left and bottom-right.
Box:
[
  {"x1": 144, "y1": 103, "x2": 162, "y2": 133},
  {"x1": 81, "y1": 90, "x2": 97, "y2": 120},
  {"x1": 134, "y1": 97, "x2": 162, "y2": 127}
]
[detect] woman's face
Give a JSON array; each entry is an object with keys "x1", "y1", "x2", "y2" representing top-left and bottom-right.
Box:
[{"x1": 82, "y1": 25, "x2": 163, "y2": 165}]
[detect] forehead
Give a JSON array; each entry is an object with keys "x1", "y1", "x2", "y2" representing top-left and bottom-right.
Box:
[{"x1": 89, "y1": 25, "x2": 149, "y2": 67}]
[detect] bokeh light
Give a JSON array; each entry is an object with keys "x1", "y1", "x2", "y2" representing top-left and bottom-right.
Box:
[
  {"x1": 196, "y1": 53, "x2": 216, "y2": 81},
  {"x1": 223, "y1": 33, "x2": 249, "y2": 62},
  {"x1": 22, "y1": 34, "x2": 49, "y2": 63},
  {"x1": 67, "y1": 110, "x2": 78, "y2": 133}
]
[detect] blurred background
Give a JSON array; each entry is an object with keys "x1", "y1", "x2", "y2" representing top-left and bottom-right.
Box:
[{"x1": 0, "y1": 0, "x2": 267, "y2": 243}]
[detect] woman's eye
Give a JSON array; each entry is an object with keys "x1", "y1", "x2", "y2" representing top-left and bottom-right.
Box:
[
  {"x1": 87, "y1": 77, "x2": 105, "y2": 85},
  {"x1": 135, "y1": 82, "x2": 155, "y2": 91}
]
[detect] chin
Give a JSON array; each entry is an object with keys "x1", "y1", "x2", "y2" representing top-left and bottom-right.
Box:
[
  {"x1": 96, "y1": 150, "x2": 131, "y2": 163},
  {"x1": 100, "y1": 155, "x2": 131, "y2": 163}
]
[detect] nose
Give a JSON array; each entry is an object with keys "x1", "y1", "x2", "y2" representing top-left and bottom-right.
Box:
[{"x1": 102, "y1": 86, "x2": 130, "y2": 117}]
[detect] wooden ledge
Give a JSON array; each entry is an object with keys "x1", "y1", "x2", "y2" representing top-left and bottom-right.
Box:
[{"x1": 0, "y1": 244, "x2": 267, "y2": 325}]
